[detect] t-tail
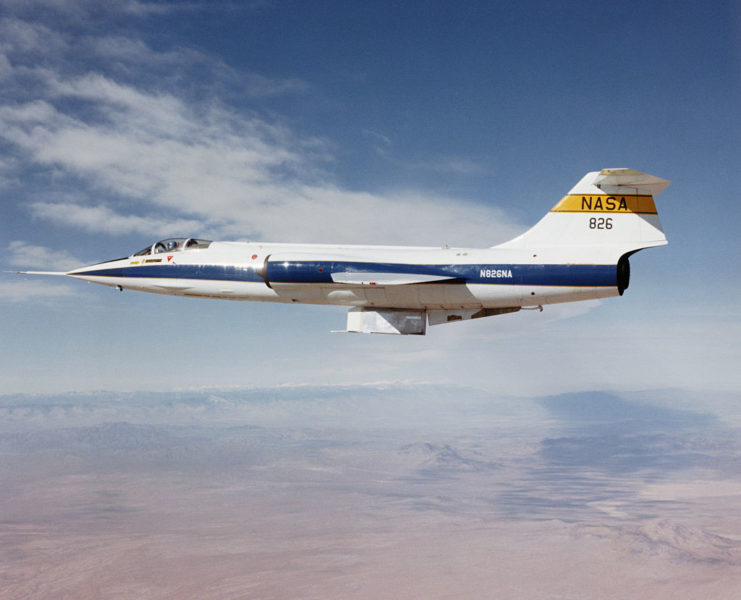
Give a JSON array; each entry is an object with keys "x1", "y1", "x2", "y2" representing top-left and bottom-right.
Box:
[{"x1": 496, "y1": 168, "x2": 670, "y2": 295}]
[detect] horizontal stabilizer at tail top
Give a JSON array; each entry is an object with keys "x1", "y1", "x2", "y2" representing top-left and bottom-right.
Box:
[
  {"x1": 565, "y1": 168, "x2": 671, "y2": 200},
  {"x1": 593, "y1": 169, "x2": 671, "y2": 196},
  {"x1": 331, "y1": 272, "x2": 457, "y2": 285}
]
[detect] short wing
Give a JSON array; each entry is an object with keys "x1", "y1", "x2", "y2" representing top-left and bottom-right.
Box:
[{"x1": 331, "y1": 272, "x2": 457, "y2": 286}]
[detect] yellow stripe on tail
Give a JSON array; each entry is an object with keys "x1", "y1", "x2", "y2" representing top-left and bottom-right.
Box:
[{"x1": 551, "y1": 194, "x2": 658, "y2": 214}]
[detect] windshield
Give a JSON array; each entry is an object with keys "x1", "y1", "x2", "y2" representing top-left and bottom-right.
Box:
[{"x1": 132, "y1": 238, "x2": 212, "y2": 257}]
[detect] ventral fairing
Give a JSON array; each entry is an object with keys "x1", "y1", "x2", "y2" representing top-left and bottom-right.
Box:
[{"x1": 20, "y1": 169, "x2": 670, "y2": 335}]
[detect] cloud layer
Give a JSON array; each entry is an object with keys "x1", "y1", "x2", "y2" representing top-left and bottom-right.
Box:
[
  {"x1": 0, "y1": 12, "x2": 520, "y2": 248},
  {"x1": 7, "y1": 240, "x2": 82, "y2": 270}
]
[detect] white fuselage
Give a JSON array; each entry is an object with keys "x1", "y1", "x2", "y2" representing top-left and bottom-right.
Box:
[
  {"x1": 22, "y1": 168, "x2": 670, "y2": 334},
  {"x1": 67, "y1": 240, "x2": 620, "y2": 310}
]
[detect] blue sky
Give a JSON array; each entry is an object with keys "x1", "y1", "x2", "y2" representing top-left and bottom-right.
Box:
[{"x1": 0, "y1": 0, "x2": 739, "y2": 395}]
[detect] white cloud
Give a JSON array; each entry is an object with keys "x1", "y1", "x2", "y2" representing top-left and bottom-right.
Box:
[
  {"x1": 7, "y1": 240, "x2": 83, "y2": 270},
  {"x1": 0, "y1": 0, "x2": 202, "y2": 20},
  {"x1": 83, "y1": 34, "x2": 310, "y2": 100},
  {"x1": 0, "y1": 17, "x2": 68, "y2": 56},
  {"x1": 0, "y1": 279, "x2": 79, "y2": 302},
  {"x1": 0, "y1": 61, "x2": 523, "y2": 246},
  {"x1": 28, "y1": 202, "x2": 204, "y2": 236},
  {"x1": 0, "y1": 11, "x2": 526, "y2": 247},
  {"x1": 90, "y1": 35, "x2": 181, "y2": 65}
]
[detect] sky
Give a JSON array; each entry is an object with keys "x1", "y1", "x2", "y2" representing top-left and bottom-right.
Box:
[{"x1": 0, "y1": 0, "x2": 739, "y2": 396}]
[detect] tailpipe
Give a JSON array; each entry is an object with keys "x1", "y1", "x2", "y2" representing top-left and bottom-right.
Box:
[{"x1": 617, "y1": 252, "x2": 633, "y2": 296}]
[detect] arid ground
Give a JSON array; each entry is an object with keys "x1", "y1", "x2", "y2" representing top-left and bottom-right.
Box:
[{"x1": 2, "y1": 385, "x2": 740, "y2": 599}]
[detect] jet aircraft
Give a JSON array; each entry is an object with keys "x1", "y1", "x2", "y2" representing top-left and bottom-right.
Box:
[{"x1": 19, "y1": 169, "x2": 670, "y2": 335}]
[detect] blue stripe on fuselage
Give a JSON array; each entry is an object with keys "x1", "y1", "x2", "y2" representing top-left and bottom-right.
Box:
[
  {"x1": 76, "y1": 261, "x2": 617, "y2": 288},
  {"x1": 74, "y1": 264, "x2": 266, "y2": 283},
  {"x1": 266, "y1": 261, "x2": 616, "y2": 287}
]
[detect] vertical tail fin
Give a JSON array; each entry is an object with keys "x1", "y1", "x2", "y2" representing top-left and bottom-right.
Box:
[{"x1": 497, "y1": 169, "x2": 670, "y2": 263}]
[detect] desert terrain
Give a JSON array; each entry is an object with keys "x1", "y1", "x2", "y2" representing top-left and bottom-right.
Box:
[{"x1": 1, "y1": 385, "x2": 740, "y2": 599}]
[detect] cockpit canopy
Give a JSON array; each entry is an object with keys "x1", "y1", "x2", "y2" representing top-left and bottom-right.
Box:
[{"x1": 132, "y1": 238, "x2": 213, "y2": 257}]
